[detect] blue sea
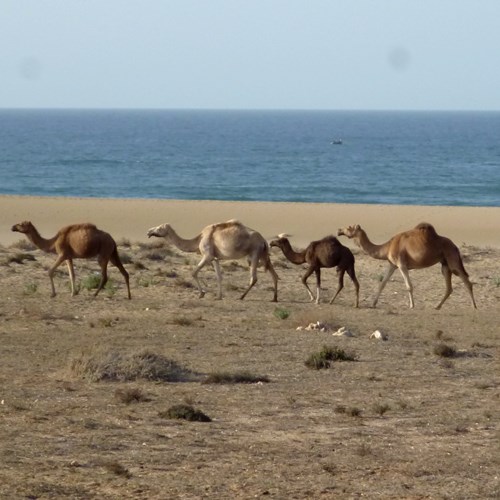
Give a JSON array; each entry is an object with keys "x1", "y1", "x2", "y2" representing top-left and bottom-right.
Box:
[{"x1": 0, "y1": 109, "x2": 499, "y2": 206}]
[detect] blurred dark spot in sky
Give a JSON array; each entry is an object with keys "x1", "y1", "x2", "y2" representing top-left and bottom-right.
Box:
[
  {"x1": 18, "y1": 57, "x2": 42, "y2": 80},
  {"x1": 387, "y1": 47, "x2": 411, "y2": 72}
]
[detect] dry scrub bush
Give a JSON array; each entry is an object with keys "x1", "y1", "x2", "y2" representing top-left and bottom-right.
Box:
[
  {"x1": 203, "y1": 371, "x2": 270, "y2": 384},
  {"x1": 67, "y1": 348, "x2": 199, "y2": 382},
  {"x1": 158, "y1": 404, "x2": 211, "y2": 422}
]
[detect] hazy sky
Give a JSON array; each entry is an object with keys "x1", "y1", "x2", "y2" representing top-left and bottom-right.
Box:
[{"x1": 2, "y1": 1, "x2": 499, "y2": 110}]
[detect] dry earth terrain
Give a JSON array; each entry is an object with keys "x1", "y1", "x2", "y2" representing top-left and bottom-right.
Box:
[{"x1": 0, "y1": 237, "x2": 499, "y2": 499}]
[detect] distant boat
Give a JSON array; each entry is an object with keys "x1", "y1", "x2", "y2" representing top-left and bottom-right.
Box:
[{"x1": 331, "y1": 138, "x2": 343, "y2": 145}]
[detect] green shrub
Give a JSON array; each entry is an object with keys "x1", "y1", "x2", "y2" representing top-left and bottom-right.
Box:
[
  {"x1": 274, "y1": 307, "x2": 290, "y2": 320},
  {"x1": 305, "y1": 345, "x2": 358, "y2": 369}
]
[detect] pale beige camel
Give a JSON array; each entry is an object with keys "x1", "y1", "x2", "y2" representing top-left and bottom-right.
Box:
[
  {"x1": 337, "y1": 222, "x2": 476, "y2": 309},
  {"x1": 147, "y1": 220, "x2": 278, "y2": 301},
  {"x1": 270, "y1": 234, "x2": 359, "y2": 307},
  {"x1": 11, "y1": 221, "x2": 131, "y2": 299}
]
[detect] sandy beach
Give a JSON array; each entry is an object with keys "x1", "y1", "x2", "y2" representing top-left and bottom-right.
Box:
[{"x1": 1, "y1": 195, "x2": 500, "y2": 248}]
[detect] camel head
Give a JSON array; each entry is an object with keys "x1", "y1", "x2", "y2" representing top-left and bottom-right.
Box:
[
  {"x1": 337, "y1": 224, "x2": 361, "y2": 239},
  {"x1": 269, "y1": 233, "x2": 291, "y2": 249},
  {"x1": 147, "y1": 223, "x2": 172, "y2": 238},
  {"x1": 11, "y1": 221, "x2": 35, "y2": 234}
]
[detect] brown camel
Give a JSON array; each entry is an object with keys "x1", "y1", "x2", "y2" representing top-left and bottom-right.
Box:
[
  {"x1": 337, "y1": 222, "x2": 476, "y2": 309},
  {"x1": 11, "y1": 221, "x2": 131, "y2": 299},
  {"x1": 147, "y1": 219, "x2": 279, "y2": 301},
  {"x1": 270, "y1": 234, "x2": 359, "y2": 307}
]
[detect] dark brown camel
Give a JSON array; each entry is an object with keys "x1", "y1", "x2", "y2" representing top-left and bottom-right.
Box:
[
  {"x1": 270, "y1": 234, "x2": 359, "y2": 307},
  {"x1": 11, "y1": 221, "x2": 131, "y2": 299}
]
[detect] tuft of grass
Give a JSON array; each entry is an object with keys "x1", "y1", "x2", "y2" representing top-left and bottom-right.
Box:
[
  {"x1": 101, "y1": 460, "x2": 131, "y2": 478},
  {"x1": 203, "y1": 371, "x2": 270, "y2": 384},
  {"x1": 175, "y1": 277, "x2": 194, "y2": 289},
  {"x1": 273, "y1": 307, "x2": 290, "y2": 320},
  {"x1": 158, "y1": 404, "x2": 211, "y2": 422},
  {"x1": 434, "y1": 343, "x2": 457, "y2": 358},
  {"x1": 346, "y1": 407, "x2": 362, "y2": 417},
  {"x1": 80, "y1": 274, "x2": 102, "y2": 291},
  {"x1": 356, "y1": 443, "x2": 373, "y2": 457},
  {"x1": 23, "y1": 282, "x2": 38, "y2": 295},
  {"x1": 9, "y1": 239, "x2": 36, "y2": 251},
  {"x1": 305, "y1": 345, "x2": 358, "y2": 370},
  {"x1": 67, "y1": 348, "x2": 199, "y2": 383},
  {"x1": 492, "y1": 276, "x2": 500, "y2": 287},
  {"x1": 373, "y1": 402, "x2": 391, "y2": 416},
  {"x1": 172, "y1": 315, "x2": 193, "y2": 327},
  {"x1": 8, "y1": 253, "x2": 36, "y2": 265},
  {"x1": 114, "y1": 387, "x2": 150, "y2": 404}
]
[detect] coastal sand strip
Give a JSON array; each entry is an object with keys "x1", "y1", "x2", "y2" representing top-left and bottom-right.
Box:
[{"x1": 1, "y1": 195, "x2": 499, "y2": 248}]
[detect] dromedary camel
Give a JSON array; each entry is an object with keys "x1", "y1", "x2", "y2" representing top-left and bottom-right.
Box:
[
  {"x1": 337, "y1": 222, "x2": 476, "y2": 309},
  {"x1": 11, "y1": 221, "x2": 131, "y2": 299},
  {"x1": 147, "y1": 220, "x2": 279, "y2": 301},
  {"x1": 270, "y1": 234, "x2": 359, "y2": 307}
]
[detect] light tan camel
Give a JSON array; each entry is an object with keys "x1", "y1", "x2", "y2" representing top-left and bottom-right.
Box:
[
  {"x1": 270, "y1": 234, "x2": 359, "y2": 307},
  {"x1": 11, "y1": 221, "x2": 131, "y2": 299},
  {"x1": 337, "y1": 222, "x2": 476, "y2": 309},
  {"x1": 147, "y1": 220, "x2": 279, "y2": 301}
]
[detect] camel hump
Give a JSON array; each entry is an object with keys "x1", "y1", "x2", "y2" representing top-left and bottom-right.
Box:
[
  {"x1": 323, "y1": 235, "x2": 341, "y2": 245},
  {"x1": 414, "y1": 222, "x2": 438, "y2": 238},
  {"x1": 59, "y1": 223, "x2": 98, "y2": 235}
]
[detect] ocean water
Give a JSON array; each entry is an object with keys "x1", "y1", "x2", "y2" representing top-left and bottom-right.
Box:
[{"x1": 0, "y1": 109, "x2": 499, "y2": 206}]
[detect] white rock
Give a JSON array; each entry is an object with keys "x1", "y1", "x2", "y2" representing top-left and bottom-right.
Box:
[{"x1": 370, "y1": 330, "x2": 388, "y2": 340}]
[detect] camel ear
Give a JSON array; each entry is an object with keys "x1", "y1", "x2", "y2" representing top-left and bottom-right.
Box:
[{"x1": 354, "y1": 224, "x2": 360, "y2": 230}]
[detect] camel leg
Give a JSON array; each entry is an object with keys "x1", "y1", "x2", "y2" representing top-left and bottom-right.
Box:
[
  {"x1": 192, "y1": 255, "x2": 211, "y2": 298},
  {"x1": 398, "y1": 266, "x2": 415, "y2": 308},
  {"x1": 110, "y1": 249, "x2": 131, "y2": 299},
  {"x1": 240, "y1": 258, "x2": 258, "y2": 300},
  {"x1": 266, "y1": 259, "x2": 279, "y2": 302},
  {"x1": 329, "y1": 268, "x2": 344, "y2": 305},
  {"x1": 94, "y1": 256, "x2": 109, "y2": 298},
  {"x1": 48, "y1": 254, "x2": 67, "y2": 298},
  {"x1": 66, "y1": 259, "x2": 78, "y2": 296},
  {"x1": 301, "y1": 267, "x2": 316, "y2": 302},
  {"x1": 373, "y1": 263, "x2": 397, "y2": 308},
  {"x1": 458, "y1": 271, "x2": 477, "y2": 309},
  {"x1": 346, "y1": 266, "x2": 360, "y2": 308},
  {"x1": 435, "y1": 264, "x2": 453, "y2": 310},
  {"x1": 212, "y1": 259, "x2": 223, "y2": 300}
]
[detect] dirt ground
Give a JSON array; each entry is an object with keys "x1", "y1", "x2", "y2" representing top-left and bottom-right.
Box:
[{"x1": 0, "y1": 237, "x2": 498, "y2": 499}]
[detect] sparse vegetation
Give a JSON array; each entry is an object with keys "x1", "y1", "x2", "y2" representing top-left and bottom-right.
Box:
[
  {"x1": 172, "y1": 315, "x2": 194, "y2": 326},
  {"x1": 158, "y1": 404, "x2": 211, "y2": 422},
  {"x1": 434, "y1": 343, "x2": 457, "y2": 358},
  {"x1": 373, "y1": 402, "x2": 391, "y2": 416},
  {"x1": 305, "y1": 345, "x2": 358, "y2": 369},
  {"x1": 203, "y1": 371, "x2": 270, "y2": 384},
  {"x1": 23, "y1": 282, "x2": 38, "y2": 295},
  {"x1": 273, "y1": 307, "x2": 290, "y2": 320},
  {"x1": 101, "y1": 460, "x2": 132, "y2": 478},
  {"x1": 67, "y1": 348, "x2": 199, "y2": 383},
  {"x1": 114, "y1": 387, "x2": 150, "y2": 404}
]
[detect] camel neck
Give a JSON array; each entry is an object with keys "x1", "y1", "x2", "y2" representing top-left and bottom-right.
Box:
[
  {"x1": 356, "y1": 230, "x2": 389, "y2": 260},
  {"x1": 27, "y1": 228, "x2": 57, "y2": 253},
  {"x1": 167, "y1": 229, "x2": 201, "y2": 252},
  {"x1": 280, "y1": 241, "x2": 306, "y2": 265}
]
